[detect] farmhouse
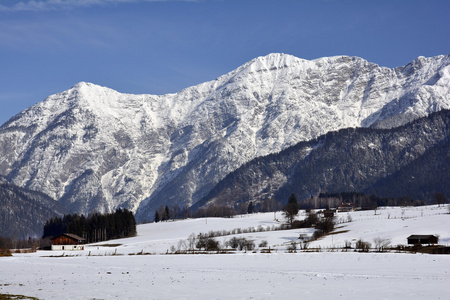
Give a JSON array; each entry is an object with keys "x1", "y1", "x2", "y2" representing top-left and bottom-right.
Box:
[
  {"x1": 407, "y1": 235, "x2": 439, "y2": 245},
  {"x1": 337, "y1": 203, "x2": 355, "y2": 212},
  {"x1": 51, "y1": 233, "x2": 86, "y2": 251}
]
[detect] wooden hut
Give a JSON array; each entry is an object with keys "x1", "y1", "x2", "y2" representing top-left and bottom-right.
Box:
[{"x1": 407, "y1": 235, "x2": 438, "y2": 245}]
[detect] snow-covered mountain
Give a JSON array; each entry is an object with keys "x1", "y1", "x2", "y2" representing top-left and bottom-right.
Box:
[
  {"x1": 0, "y1": 53, "x2": 449, "y2": 221},
  {"x1": 194, "y1": 110, "x2": 450, "y2": 211}
]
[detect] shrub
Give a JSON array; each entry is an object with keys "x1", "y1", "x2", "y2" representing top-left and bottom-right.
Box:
[
  {"x1": 373, "y1": 237, "x2": 391, "y2": 252},
  {"x1": 226, "y1": 237, "x2": 255, "y2": 251},
  {"x1": 315, "y1": 217, "x2": 334, "y2": 233},
  {"x1": 243, "y1": 239, "x2": 255, "y2": 251},
  {"x1": 0, "y1": 248, "x2": 12, "y2": 257},
  {"x1": 356, "y1": 239, "x2": 371, "y2": 252},
  {"x1": 196, "y1": 237, "x2": 220, "y2": 251},
  {"x1": 312, "y1": 230, "x2": 324, "y2": 240},
  {"x1": 292, "y1": 212, "x2": 320, "y2": 229},
  {"x1": 227, "y1": 237, "x2": 240, "y2": 249},
  {"x1": 344, "y1": 240, "x2": 352, "y2": 249},
  {"x1": 205, "y1": 238, "x2": 220, "y2": 251},
  {"x1": 287, "y1": 241, "x2": 297, "y2": 253}
]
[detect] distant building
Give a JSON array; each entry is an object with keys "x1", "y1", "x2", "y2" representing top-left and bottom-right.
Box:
[
  {"x1": 51, "y1": 233, "x2": 86, "y2": 251},
  {"x1": 337, "y1": 203, "x2": 355, "y2": 212},
  {"x1": 407, "y1": 235, "x2": 439, "y2": 245},
  {"x1": 323, "y1": 209, "x2": 336, "y2": 218}
]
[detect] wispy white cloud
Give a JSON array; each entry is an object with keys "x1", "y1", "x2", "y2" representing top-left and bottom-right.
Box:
[{"x1": 0, "y1": 0, "x2": 198, "y2": 12}]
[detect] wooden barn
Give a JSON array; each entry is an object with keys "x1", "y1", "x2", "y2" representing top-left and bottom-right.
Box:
[
  {"x1": 51, "y1": 233, "x2": 86, "y2": 251},
  {"x1": 323, "y1": 209, "x2": 336, "y2": 218},
  {"x1": 407, "y1": 235, "x2": 439, "y2": 245}
]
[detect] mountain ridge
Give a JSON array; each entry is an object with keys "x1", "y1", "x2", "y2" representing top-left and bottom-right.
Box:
[
  {"x1": 0, "y1": 53, "x2": 449, "y2": 223},
  {"x1": 193, "y1": 109, "x2": 450, "y2": 210}
]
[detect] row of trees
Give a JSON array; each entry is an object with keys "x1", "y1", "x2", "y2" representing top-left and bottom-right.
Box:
[
  {"x1": 153, "y1": 198, "x2": 284, "y2": 222},
  {"x1": 0, "y1": 235, "x2": 43, "y2": 252},
  {"x1": 171, "y1": 232, "x2": 265, "y2": 253},
  {"x1": 282, "y1": 193, "x2": 335, "y2": 239},
  {"x1": 300, "y1": 191, "x2": 434, "y2": 210},
  {"x1": 152, "y1": 191, "x2": 447, "y2": 224},
  {"x1": 43, "y1": 208, "x2": 136, "y2": 243}
]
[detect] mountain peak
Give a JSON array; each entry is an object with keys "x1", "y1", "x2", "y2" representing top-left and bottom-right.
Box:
[
  {"x1": 0, "y1": 54, "x2": 448, "y2": 222},
  {"x1": 70, "y1": 81, "x2": 115, "y2": 95},
  {"x1": 72, "y1": 81, "x2": 95, "y2": 89},
  {"x1": 242, "y1": 53, "x2": 306, "y2": 71}
]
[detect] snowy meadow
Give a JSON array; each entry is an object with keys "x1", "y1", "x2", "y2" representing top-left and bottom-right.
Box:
[{"x1": 1, "y1": 205, "x2": 449, "y2": 299}]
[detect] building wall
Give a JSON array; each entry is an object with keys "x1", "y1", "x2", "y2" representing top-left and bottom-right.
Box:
[{"x1": 51, "y1": 245, "x2": 85, "y2": 251}]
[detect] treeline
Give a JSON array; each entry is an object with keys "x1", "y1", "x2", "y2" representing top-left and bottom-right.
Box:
[
  {"x1": 43, "y1": 208, "x2": 136, "y2": 243},
  {"x1": 300, "y1": 192, "x2": 427, "y2": 210},
  {"x1": 153, "y1": 198, "x2": 283, "y2": 222},
  {"x1": 154, "y1": 191, "x2": 445, "y2": 223},
  {"x1": 0, "y1": 235, "x2": 44, "y2": 253}
]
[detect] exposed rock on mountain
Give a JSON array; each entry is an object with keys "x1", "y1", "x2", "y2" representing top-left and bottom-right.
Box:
[
  {"x1": 195, "y1": 110, "x2": 450, "y2": 209},
  {"x1": 0, "y1": 54, "x2": 449, "y2": 222}
]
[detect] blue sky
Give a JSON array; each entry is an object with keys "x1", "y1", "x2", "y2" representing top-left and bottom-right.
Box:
[{"x1": 0, "y1": 0, "x2": 449, "y2": 125}]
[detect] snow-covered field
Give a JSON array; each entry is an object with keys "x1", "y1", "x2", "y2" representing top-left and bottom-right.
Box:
[{"x1": 1, "y1": 205, "x2": 449, "y2": 299}]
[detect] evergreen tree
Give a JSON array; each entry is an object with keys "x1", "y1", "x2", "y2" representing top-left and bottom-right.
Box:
[
  {"x1": 247, "y1": 201, "x2": 254, "y2": 214},
  {"x1": 283, "y1": 193, "x2": 299, "y2": 225},
  {"x1": 154, "y1": 210, "x2": 160, "y2": 223},
  {"x1": 433, "y1": 193, "x2": 447, "y2": 207},
  {"x1": 163, "y1": 205, "x2": 170, "y2": 221}
]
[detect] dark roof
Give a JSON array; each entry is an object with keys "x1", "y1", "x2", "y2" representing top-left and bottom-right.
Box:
[
  {"x1": 407, "y1": 235, "x2": 437, "y2": 239},
  {"x1": 51, "y1": 233, "x2": 86, "y2": 241}
]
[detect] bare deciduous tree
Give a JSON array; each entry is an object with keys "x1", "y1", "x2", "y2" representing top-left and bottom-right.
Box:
[
  {"x1": 373, "y1": 236, "x2": 391, "y2": 252},
  {"x1": 356, "y1": 239, "x2": 371, "y2": 252},
  {"x1": 187, "y1": 233, "x2": 196, "y2": 252}
]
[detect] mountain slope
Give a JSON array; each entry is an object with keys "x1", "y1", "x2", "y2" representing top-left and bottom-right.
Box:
[
  {"x1": 365, "y1": 135, "x2": 450, "y2": 199},
  {"x1": 0, "y1": 176, "x2": 67, "y2": 239},
  {"x1": 195, "y1": 110, "x2": 450, "y2": 209},
  {"x1": 0, "y1": 54, "x2": 449, "y2": 221}
]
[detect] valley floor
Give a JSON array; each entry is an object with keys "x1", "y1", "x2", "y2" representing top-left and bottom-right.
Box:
[
  {"x1": 1, "y1": 205, "x2": 449, "y2": 299},
  {"x1": 1, "y1": 252, "x2": 449, "y2": 299}
]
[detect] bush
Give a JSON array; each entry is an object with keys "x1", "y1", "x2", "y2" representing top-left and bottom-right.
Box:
[
  {"x1": 287, "y1": 241, "x2": 297, "y2": 253},
  {"x1": 312, "y1": 230, "x2": 324, "y2": 240},
  {"x1": 373, "y1": 237, "x2": 391, "y2": 252},
  {"x1": 305, "y1": 211, "x2": 319, "y2": 227},
  {"x1": 243, "y1": 239, "x2": 255, "y2": 251},
  {"x1": 298, "y1": 234, "x2": 310, "y2": 249},
  {"x1": 291, "y1": 212, "x2": 319, "y2": 229},
  {"x1": 196, "y1": 237, "x2": 220, "y2": 251},
  {"x1": 315, "y1": 217, "x2": 334, "y2": 233},
  {"x1": 0, "y1": 248, "x2": 12, "y2": 257},
  {"x1": 225, "y1": 237, "x2": 255, "y2": 251},
  {"x1": 356, "y1": 239, "x2": 371, "y2": 252},
  {"x1": 227, "y1": 237, "x2": 240, "y2": 249},
  {"x1": 344, "y1": 240, "x2": 352, "y2": 249},
  {"x1": 259, "y1": 240, "x2": 268, "y2": 248}
]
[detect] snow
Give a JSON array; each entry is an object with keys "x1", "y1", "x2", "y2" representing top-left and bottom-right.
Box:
[
  {"x1": 1, "y1": 205, "x2": 449, "y2": 299},
  {"x1": 1, "y1": 54, "x2": 449, "y2": 218}
]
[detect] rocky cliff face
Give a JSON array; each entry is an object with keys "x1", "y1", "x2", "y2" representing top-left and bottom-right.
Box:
[
  {"x1": 195, "y1": 110, "x2": 450, "y2": 209},
  {"x1": 0, "y1": 53, "x2": 449, "y2": 221}
]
